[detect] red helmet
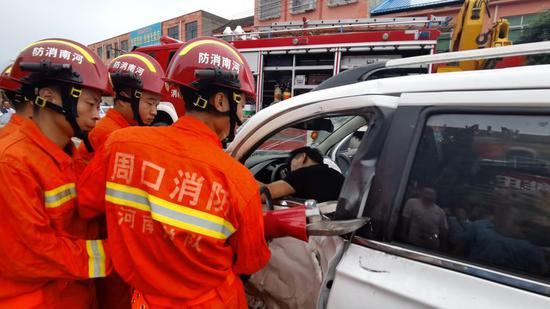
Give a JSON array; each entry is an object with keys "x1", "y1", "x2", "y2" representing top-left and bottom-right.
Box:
[
  {"x1": 10, "y1": 38, "x2": 112, "y2": 95},
  {"x1": 0, "y1": 65, "x2": 20, "y2": 93},
  {"x1": 108, "y1": 51, "x2": 165, "y2": 95},
  {"x1": 165, "y1": 37, "x2": 255, "y2": 98}
]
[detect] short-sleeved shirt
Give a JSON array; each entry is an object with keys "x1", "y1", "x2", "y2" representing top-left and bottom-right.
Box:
[
  {"x1": 402, "y1": 198, "x2": 448, "y2": 249},
  {"x1": 284, "y1": 164, "x2": 345, "y2": 202}
]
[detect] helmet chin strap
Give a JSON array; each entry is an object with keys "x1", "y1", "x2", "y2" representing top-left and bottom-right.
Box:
[
  {"x1": 59, "y1": 85, "x2": 94, "y2": 152},
  {"x1": 28, "y1": 84, "x2": 92, "y2": 152},
  {"x1": 223, "y1": 93, "x2": 243, "y2": 144},
  {"x1": 115, "y1": 89, "x2": 145, "y2": 126},
  {"x1": 186, "y1": 86, "x2": 243, "y2": 147}
]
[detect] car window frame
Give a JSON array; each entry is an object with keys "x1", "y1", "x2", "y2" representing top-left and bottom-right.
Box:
[
  {"x1": 360, "y1": 103, "x2": 550, "y2": 297},
  {"x1": 239, "y1": 107, "x2": 377, "y2": 165}
]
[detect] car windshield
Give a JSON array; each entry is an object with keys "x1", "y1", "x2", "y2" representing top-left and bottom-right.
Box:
[{"x1": 252, "y1": 116, "x2": 354, "y2": 157}]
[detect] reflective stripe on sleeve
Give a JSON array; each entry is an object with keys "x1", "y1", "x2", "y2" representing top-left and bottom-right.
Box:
[
  {"x1": 86, "y1": 240, "x2": 107, "y2": 278},
  {"x1": 105, "y1": 182, "x2": 236, "y2": 240},
  {"x1": 44, "y1": 183, "x2": 76, "y2": 208}
]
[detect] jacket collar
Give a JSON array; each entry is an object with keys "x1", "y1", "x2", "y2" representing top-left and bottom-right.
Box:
[
  {"x1": 20, "y1": 120, "x2": 74, "y2": 167},
  {"x1": 173, "y1": 116, "x2": 222, "y2": 148},
  {"x1": 9, "y1": 114, "x2": 26, "y2": 126},
  {"x1": 106, "y1": 108, "x2": 131, "y2": 128}
]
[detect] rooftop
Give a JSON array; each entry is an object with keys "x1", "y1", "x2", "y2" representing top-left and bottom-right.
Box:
[{"x1": 370, "y1": 0, "x2": 463, "y2": 15}]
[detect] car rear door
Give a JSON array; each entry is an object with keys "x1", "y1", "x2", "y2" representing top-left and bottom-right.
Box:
[{"x1": 327, "y1": 89, "x2": 550, "y2": 308}]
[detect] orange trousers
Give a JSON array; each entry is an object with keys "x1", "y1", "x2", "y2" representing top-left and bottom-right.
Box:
[
  {"x1": 96, "y1": 272, "x2": 132, "y2": 309},
  {"x1": 0, "y1": 280, "x2": 95, "y2": 309},
  {"x1": 131, "y1": 273, "x2": 246, "y2": 309}
]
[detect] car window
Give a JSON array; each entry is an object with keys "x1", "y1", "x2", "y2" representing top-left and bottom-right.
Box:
[
  {"x1": 398, "y1": 113, "x2": 550, "y2": 282},
  {"x1": 333, "y1": 126, "x2": 367, "y2": 176},
  {"x1": 252, "y1": 116, "x2": 354, "y2": 157}
]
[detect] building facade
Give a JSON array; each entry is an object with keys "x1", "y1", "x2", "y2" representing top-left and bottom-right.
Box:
[
  {"x1": 88, "y1": 10, "x2": 228, "y2": 64},
  {"x1": 252, "y1": 0, "x2": 550, "y2": 51},
  {"x1": 254, "y1": 0, "x2": 370, "y2": 28},
  {"x1": 370, "y1": 0, "x2": 550, "y2": 51}
]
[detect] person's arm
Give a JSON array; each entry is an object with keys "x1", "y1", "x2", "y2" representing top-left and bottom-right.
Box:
[
  {"x1": 265, "y1": 180, "x2": 296, "y2": 200},
  {"x1": 230, "y1": 191, "x2": 271, "y2": 275},
  {"x1": 269, "y1": 167, "x2": 311, "y2": 200},
  {"x1": 0, "y1": 163, "x2": 111, "y2": 280},
  {"x1": 77, "y1": 144, "x2": 108, "y2": 219}
]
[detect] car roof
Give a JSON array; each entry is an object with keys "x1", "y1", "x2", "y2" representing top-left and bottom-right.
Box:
[
  {"x1": 244, "y1": 64, "x2": 550, "y2": 136},
  {"x1": 300, "y1": 63, "x2": 550, "y2": 104},
  {"x1": 313, "y1": 62, "x2": 386, "y2": 91},
  {"x1": 313, "y1": 62, "x2": 427, "y2": 92}
]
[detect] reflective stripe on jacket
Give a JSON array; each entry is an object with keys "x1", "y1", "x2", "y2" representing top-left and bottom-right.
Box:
[
  {"x1": 81, "y1": 115, "x2": 270, "y2": 303},
  {"x1": 0, "y1": 120, "x2": 111, "y2": 307}
]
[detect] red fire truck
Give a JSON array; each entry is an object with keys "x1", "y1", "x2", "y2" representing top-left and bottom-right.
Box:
[{"x1": 136, "y1": 17, "x2": 445, "y2": 124}]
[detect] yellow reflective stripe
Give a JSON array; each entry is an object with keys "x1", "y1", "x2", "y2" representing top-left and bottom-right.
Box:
[
  {"x1": 4, "y1": 66, "x2": 12, "y2": 74},
  {"x1": 154, "y1": 212, "x2": 227, "y2": 239},
  {"x1": 45, "y1": 183, "x2": 74, "y2": 197},
  {"x1": 106, "y1": 194, "x2": 149, "y2": 212},
  {"x1": 106, "y1": 182, "x2": 149, "y2": 212},
  {"x1": 22, "y1": 39, "x2": 96, "y2": 64},
  {"x1": 86, "y1": 240, "x2": 106, "y2": 278},
  {"x1": 178, "y1": 39, "x2": 243, "y2": 64},
  {"x1": 112, "y1": 53, "x2": 157, "y2": 73},
  {"x1": 107, "y1": 181, "x2": 147, "y2": 197},
  {"x1": 44, "y1": 183, "x2": 76, "y2": 209},
  {"x1": 106, "y1": 182, "x2": 236, "y2": 240},
  {"x1": 148, "y1": 194, "x2": 236, "y2": 238},
  {"x1": 45, "y1": 194, "x2": 75, "y2": 209}
]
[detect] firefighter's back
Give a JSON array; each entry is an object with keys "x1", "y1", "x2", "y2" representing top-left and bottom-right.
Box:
[{"x1": 103, "y1": 115, "x2": 269, "y2": 307}]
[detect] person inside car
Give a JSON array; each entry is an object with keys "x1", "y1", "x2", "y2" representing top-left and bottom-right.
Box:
[{"x1": 260, "y1": 146, "x2": 345, "y2": 203}]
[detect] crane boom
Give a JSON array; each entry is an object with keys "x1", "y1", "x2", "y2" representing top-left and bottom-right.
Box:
[{"x1": 438, "y1": 0, "x2": 512, "y2": 72}]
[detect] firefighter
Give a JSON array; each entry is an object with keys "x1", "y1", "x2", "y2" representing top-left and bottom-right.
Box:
[
  {"x1": 78, "y1": 51, "x2": 165, "y2": 162},
  {"x1": 77, "y1": 37, "x2": 271, "y2": 308},
  {"x1": 0, "y1": 64, "x2": 33, "y2": 138},
  {"x1": 0, "y1": 38, "x2": 112, "y2": 308},
  {"x1": 78, "y1": 51, "x2": 164, "y2": 309}
]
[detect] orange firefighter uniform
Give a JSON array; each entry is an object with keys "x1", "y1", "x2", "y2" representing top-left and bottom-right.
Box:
[
  {"x1": 78, "y1": 115, "x2": 271, "y2": 308},
  {"x1": 0, "y1": 120, "x2": 111, "y2": 308},
  {"x1": 78, "y1": 108, "x2": 131, "y2": 163},
  {"x1": 78, "y1": 108, "x2": 133, "y2": 309},
  {"x1": 0, "y1": 114, "x2": 28, "y2": 139}
]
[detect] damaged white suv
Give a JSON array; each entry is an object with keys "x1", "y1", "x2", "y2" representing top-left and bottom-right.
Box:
[{"x1": 228, "y1": 42, "x2": 550, "y2": 308}]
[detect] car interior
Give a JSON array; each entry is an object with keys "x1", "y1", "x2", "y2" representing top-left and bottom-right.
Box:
[{"x1": 244, "y1": 114, "x2": 370, "y2": 209}]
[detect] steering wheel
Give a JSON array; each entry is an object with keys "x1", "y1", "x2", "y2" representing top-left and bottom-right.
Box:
[
  {"x1": 259, "y1": 186, "x2": 274, "y2": 211},
  {"x1": 270, "y1": 163, "x2": 289, "y2": 183}
]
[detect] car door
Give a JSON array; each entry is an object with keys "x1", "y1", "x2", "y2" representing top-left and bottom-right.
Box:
[
  {"x1": 327, "y1": 89, "x2": 550, "y2": 308},
  {"x1": 228, "y1": 94, "x2": 399, "y2": 309}
]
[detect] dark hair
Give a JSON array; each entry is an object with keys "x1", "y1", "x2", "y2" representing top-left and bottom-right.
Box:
[{"x1": 288, "y1": 146, "x2": 324, "y2": 165}]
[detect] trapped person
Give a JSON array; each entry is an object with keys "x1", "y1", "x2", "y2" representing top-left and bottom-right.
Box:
[{"x1": 261, "y1": 146, "x2": 345, "y2": 203}]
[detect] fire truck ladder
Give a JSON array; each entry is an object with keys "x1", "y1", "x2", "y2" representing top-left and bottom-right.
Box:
[{"x1": 215, "y1": 16, "x2": 451, "y2": 39}]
